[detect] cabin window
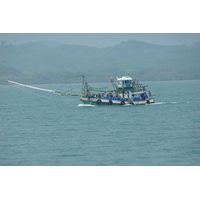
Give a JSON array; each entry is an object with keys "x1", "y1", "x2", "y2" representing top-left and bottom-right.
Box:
[
  {"x1": 120, "y1": 80, "x2": 132, "y2": 84},
  {"x1": 124, "y1": 80, "x2": 131, "y2": 84}
]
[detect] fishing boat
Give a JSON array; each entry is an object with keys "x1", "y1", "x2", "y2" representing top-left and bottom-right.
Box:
[
  {"x1": 80, "y1": 75, "x2": 158, "y2": 105},
  {"x1": 7, "y1": 74, "x2": 159, "y2": 106}
]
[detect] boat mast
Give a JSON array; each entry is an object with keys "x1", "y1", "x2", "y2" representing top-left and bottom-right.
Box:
[
  {"x1": 82, "y1": 75, "x2": 89, "y2": 96},
  {"x1": 120, "y1": 71, "x2": 125, "y2": 98},
  {"x1": 110, "y1": 77, "x2": 118, "y2": 96}
]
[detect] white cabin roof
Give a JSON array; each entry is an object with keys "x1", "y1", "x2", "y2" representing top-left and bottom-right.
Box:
[{"x1": 117, "y1": 76, "x2": 133, "y2": 81}]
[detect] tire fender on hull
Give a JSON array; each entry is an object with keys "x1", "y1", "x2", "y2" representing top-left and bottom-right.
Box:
[
  {"x1": 146, "y1": 100, "x2": 150, "y2": 104},
  {"x1": 108, "y1": 99, "x2": 113, "y2": 105},
  {"x1": 121, "y1": 101, "x2": 125, "y2": 105},
  {"x1": 97, "y1": 99, "x2": 102, "y2": 104}
]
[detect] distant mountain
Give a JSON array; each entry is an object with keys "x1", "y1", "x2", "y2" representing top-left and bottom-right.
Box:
[
  {"x1": 0, "y1": 40, "x2": 200, "y2": 84},
  {"x1": 191, "y1": 41, "x2": 200, "y2": 48},
  {"x1": 0, "y1": 64, "x2": 23, "y2": 84}
]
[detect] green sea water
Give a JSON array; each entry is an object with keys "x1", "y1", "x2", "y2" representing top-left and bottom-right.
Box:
[{"x1": 0, "y1": 80, "x2": 200, "y2": 165}]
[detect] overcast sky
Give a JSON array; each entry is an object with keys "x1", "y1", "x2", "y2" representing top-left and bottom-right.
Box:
[
  {"x1": 1, "y1": 33, "x2": 200, "y2": 48},
  {"x1": 1, "y1": 1, "x2": 200, "y2": 47}
]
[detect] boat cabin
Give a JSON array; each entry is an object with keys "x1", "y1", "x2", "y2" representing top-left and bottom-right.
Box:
[{"x1": 117, "y1": 76, "x2": 133, "y2": 89}]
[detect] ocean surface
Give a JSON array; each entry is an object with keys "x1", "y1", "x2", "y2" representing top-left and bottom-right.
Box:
[{"x1": 0, "y1": 80, "x2": 200, "y2": 166}]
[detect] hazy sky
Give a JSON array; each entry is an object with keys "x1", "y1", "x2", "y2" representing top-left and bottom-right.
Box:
[
  {"x1": 1, "y1": 1, "x2": 200, "y2": 48},
  {"x1": 1, "y1": 33, "x2": 200, "y2": 48}
]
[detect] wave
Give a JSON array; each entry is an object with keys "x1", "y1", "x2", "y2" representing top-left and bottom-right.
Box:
[
  {"x1": 78, "y1": 101, "x2": 190, "y2": 107},
  {"x1": 148, "y1": 101, "x2": 190, "y2": 105}
]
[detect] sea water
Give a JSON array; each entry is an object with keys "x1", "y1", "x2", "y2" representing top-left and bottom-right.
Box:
[{"x1": 0, "y1": 80, "x2": 200, "y2": 166}]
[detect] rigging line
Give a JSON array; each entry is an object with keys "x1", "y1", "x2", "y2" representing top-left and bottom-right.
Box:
[
  {"x1": 56, "y1": 76, "x2": 82, "y2": 90},
  {"x1": 67, "y1": 75, "x2": 83, "y2": 82},
  {"x1": 60, "y1": 84, "x2": 82, "y2": 95},
  {"x1": 14, "y1": 85, "x2": 75, "y2": 102}
]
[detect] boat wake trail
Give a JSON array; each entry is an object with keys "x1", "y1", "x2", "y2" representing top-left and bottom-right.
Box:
[
  {"x1": 149, "y1": 101, "x2": 190, "y2": 105},
  {"x1": 78, "y1": 104, "x2": 96, "y2": 107}
]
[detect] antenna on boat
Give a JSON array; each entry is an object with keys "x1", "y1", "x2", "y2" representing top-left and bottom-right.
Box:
[
  {"x1": 127, "y1": 69, "x2": 133, "y2": 77},
  {"x1": 120, "y1": 71, "x2": 122, "y2": 78}
]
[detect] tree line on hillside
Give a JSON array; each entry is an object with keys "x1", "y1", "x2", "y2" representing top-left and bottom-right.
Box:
[{"x1": 0, "y1": 40, "x2": 200, "y2": 84}]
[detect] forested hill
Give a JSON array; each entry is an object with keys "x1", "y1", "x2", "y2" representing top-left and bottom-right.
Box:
[{"x1": 0, "y1": 40, "x2": 200, "y2": 84}]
